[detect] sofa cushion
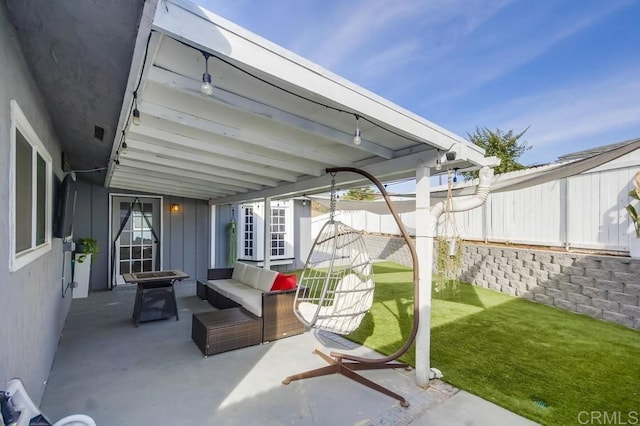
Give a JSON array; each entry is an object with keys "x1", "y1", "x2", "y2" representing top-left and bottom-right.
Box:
[
  {"x1": 232, "y1": 289, "x2": 263, "y2": 317},
  {"x1": 271, "y1": 273, "x2": 297, "y2": 291},
  {"x1": 232, "y1": 262, "x2": 247, "y2": 282},
  {"x1": 242, "y1": 264, "x2": 262, "y2": 288},
  {"x1": 207, "y1": 279, "x2": 239, "y2": 298},
  {"x1": 208, "y1": 279, "x2": 263, "y2": 317},
  {"x1": 257, "y1": 268, "x2": 279, "y2": 292}
]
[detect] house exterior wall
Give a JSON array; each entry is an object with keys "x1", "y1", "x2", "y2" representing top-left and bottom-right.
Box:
[
  {"x1": 0, "y1": 2, "x2": 70, "y2": 403},
  {"x1": 293, "y1": 199, "x2": 311, "y2": 270},
  {"x1": 213, "y1": 201, "x2": 311, "y2": 270},
  {"x1": 74, "y1": 180, "x2": 211, "y2": 290}
]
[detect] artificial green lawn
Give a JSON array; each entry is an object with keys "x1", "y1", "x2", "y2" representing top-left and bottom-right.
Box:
[{"x1": 344, "y1": 262, "x2": 640, "y2": 426}]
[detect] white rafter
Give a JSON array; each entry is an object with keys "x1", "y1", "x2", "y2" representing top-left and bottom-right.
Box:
[
  {"x1": 147, "y1": 66, "x2": 395, "y2": 159},
  {"x1": 128, "y1": 124, "x2": 324, "y2": 176}
]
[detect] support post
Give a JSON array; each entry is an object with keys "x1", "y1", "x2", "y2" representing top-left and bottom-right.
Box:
[
  {"x1": 263, "y1": 197, "x2": 272, "y2": 269},
  {"x1": 415, "y1": 163, "x2": 432, "y2": 387}
]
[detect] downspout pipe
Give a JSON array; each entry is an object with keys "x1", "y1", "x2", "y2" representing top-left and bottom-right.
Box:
[{"x1": 430, "y1": 166, "x2": 494, "y2": 225}]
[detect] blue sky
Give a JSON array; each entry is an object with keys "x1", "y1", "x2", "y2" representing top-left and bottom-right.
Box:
[{"x1": 201, "y1": 0, "x2": 639, "y2": 171}]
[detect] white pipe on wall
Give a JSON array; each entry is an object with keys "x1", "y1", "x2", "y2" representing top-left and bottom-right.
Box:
[{"x1": 430, "y1": 166, "x2": 494, "y2": 226}]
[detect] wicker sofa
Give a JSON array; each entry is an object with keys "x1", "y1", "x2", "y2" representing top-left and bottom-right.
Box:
[{"x1": 197, "y1": 262, "x2": 305, "y2": 342}]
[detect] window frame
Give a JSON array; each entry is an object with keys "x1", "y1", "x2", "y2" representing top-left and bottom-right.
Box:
[
  {"x1": 239, "y1": 205, "x2": 256, "y2": 260},
  {"x1": 270, "y1": 205, "x2": 291, "y2": 259},
  {"x1": 10, "y1": 100, "x2": 53, "y2": 271}
]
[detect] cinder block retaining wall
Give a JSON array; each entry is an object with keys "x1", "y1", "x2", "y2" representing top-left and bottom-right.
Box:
[
  {"x1": 362, "y1": 234, "x2": 640, "y2": 330},
  {"x1": 461, "y1": 244, "x2": 640, "y2": 330}
]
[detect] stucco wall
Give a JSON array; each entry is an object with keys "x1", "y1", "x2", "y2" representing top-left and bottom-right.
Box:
[{"x1": 0, "y1": 2, "x2": 70, "y2": 402}]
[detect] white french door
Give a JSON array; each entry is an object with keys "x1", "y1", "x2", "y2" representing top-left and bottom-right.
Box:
[{"x1": 111, "y1": 196, "x2": 161, "y2": 286}]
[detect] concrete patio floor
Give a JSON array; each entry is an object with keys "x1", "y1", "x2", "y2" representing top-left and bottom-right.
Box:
[{"x1": 41, "y1": 282, "x2": 538, "y2": 425}]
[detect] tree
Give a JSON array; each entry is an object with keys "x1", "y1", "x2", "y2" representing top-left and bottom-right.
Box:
[
  {"x1": 463, "y1": 126, "x2": 531, "y2": 179},
  {"x1": 342, "y1": 187, "x2": 377, "y2": 201}
]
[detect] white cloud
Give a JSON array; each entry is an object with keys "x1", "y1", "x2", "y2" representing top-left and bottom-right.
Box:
[{"x1": 465, "y1": 67, "x2": 640, "y2": 162}]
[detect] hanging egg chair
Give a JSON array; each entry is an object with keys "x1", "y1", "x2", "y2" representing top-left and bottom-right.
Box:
[
  {"x1": 294, "y1": 211, "x2": 374, "y2": 335},
  {"x1": 284, "y1": 167, "x2": 420, "y2": 408}
]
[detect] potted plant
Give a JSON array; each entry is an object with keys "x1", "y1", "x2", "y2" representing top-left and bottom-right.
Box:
[
  {"x1": 76, "y1": 237, "x2": 99, "y2": 263},
  {"x1": 625, "y1": 171, "x2": 640, "y2": 258},
  {"x1": 73, "y1": 237, "x2": 99, "y2": 298}
]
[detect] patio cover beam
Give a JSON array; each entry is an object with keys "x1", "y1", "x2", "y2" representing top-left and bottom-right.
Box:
[
  {"x1": 210, "y1": 149, "x2": 441, "y2": 204},
  {"x1": 139, "y1": 100, "x2": 355, "y2": 169},
  {"x1": 146, "y1": 66, "x2": 395, "y2": 160},
  {"x1": 117, "y1": 158, "x2": 259, "y2": 191},
  {"x1": 128, "y1": 124, "x2": 325, "y2": 176}
]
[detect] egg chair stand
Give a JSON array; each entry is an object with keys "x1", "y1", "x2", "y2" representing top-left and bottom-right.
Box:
[{"x1": 282, "y1": 167, "x2": 420, "y2": 408}]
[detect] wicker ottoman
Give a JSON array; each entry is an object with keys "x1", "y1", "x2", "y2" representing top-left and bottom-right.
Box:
[{"x1": 191, "y1": 308, "x2": 263, "y2": 357}]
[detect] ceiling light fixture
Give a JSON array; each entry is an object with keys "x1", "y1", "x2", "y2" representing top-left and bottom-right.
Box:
[
  {"x1": 353, "y1": 114, "x2": 362, "y2": 145},
  {"x1": 132, "y1": 91, "x2": 141, "y2": 125},
  {"x1": 435, "y1": 149, "x2": 442, "y2": 171},
  {"x1": 201, "y1": 51, "x2": 214, "y2": 96}
]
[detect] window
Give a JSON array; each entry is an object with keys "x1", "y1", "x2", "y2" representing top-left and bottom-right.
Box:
[
  {"x1": 10, "y1": 100, "x2": 52, "y2": 271},
  {"x1": 271, "y1": 208, "x2": 286, "y2": 257},
  {"x1": 238, "y1": 201, "x2": 293, "y2": 261},
  {"x1": 243, "y1": 206, "x2": 254, "y2": 257}
]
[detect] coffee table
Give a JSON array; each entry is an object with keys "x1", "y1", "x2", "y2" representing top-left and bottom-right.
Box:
[{"x1": 123, "y1": 269, "x2": 189, "y2": 327}]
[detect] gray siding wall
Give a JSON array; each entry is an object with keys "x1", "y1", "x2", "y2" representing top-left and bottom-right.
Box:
[
  {"x1": 163, "y1": 195, "x2": 210, "y2": 281},
  {"x1": 214, "y1": 204, "x2": 234, "y2": 268},
  {"x1": 74, "y1": 181, "x2": 211, "y2": 290},
  {"x1": 293, "y1": 200, "x2": 311, "y2": 270},
  {"x1": 0, "y1": 3, "x2": 70, "y2": 403}
]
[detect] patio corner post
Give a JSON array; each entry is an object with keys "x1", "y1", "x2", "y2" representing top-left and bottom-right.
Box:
[
  {"x1": 415, "y1": 163, "x2": 432, "y2": 387},
  {"x1": 263, "y1": 197, "x2": 272, "y2": 270}
]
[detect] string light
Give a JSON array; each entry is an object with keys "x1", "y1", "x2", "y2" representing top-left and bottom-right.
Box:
[
  {"x1": 353, "y1": 115, "x2": 362, "y2": 145},
  {"x1": 201, "y1": 52, "x2": 213, "y2": 96},
  {"x1": 132, "y1": 91, "x2": 141, "y2": 125}
]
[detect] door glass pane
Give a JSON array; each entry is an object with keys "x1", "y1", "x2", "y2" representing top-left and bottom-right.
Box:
[
  {"x1": 36, "y1": 153, "x2": 46, "y2": 245},
  {"x1": 120, "y1": 247, "x2": 130, "y2": 260},
  {"x1": 15, "y1": 129, "x2": 32, "y2": 253},
  {"x1": 143, "y1": 246, "x2": 152, "y2": 259},
  {"x1": 120, "y1": 262, "x2": 130, "y2": 274},
  {"x1": 132, "y1": 246, "x2": 141, "y2": 259},
  {"x1": 132, "y1": 261, "x2": 142, "y2": 273},
  {"x1": 120, "y1": 231, "x2": 130, "y2": 245}
]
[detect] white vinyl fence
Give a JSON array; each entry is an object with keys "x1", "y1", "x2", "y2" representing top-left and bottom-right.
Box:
[{"x1": 312, "y1": 150, "x2": 640, "y2": 253}]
